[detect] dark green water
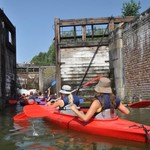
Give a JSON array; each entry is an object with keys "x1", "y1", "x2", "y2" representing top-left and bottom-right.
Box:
[{"x1": 0, "y1": 104, "x2": 150, "y2": 150}]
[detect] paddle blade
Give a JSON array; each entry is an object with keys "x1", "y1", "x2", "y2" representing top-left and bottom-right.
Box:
[
  {"x1": 128, "y1": 100, "x2": 150, "y2": 108},
  {"x1": 83, "y1": 75, "x2": 104, "y2": 87},
  {"x1": 51, "y1": 80, "x2": 56, "y2": 87},
  {"x1": 13, "y1": 112, "x2": 29, "y2": 121},
  {"x1": 24, "y1": 105, "x2": 51, "y2": 118}
]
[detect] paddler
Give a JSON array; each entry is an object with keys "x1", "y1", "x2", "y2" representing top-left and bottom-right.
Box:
[
  {"x1": 71, "y1": 77, "x2": 130, "y2": 122},
  {"x1": 46, "y1": 85, "x2": 82, "y2": 109}
]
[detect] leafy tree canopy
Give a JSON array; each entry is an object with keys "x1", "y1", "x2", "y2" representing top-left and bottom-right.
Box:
[
  {"x1": 122, "y1": 0, "x2": 141, "y2": 17},
  {"x1": 31, "y1": 41, "x2": 56, "y2": 65}
]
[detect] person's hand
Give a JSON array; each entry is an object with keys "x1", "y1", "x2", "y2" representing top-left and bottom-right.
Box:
[{"x1": 46, "y1": 101, "x2": 51, "y2": 106}]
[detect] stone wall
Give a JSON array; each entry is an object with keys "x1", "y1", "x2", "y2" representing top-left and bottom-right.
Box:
[{"x1": 0, "y1": 9, "x2": 16, "y2": 108}]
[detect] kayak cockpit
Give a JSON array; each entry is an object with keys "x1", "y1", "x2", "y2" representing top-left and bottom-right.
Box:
[{"x1": 59, "y1": 105, "x2": 118, "y2": 120}]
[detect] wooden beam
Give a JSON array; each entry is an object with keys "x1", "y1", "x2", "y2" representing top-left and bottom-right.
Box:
[{"x1": 58, "y1": 17, "x2": 134, "y2": 27}]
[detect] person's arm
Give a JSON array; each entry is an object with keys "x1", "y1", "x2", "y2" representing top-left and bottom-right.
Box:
[
  {"x1": 71, "y1": 100, "x2": 101, "y2": 122},
  {"x1": 47, "y1": 88, "x2": 51, "y2": 96},
  {"x1": 118, "y1": 102, "x2": 130, "y2": 114},
  {"x1": 52, "y1": 99, "x2": 64, "y2": 108}
]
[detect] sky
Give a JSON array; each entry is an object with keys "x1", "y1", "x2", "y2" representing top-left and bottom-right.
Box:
[{"x1": 0, "y1": 0, "x2": 149, "y2": 63}]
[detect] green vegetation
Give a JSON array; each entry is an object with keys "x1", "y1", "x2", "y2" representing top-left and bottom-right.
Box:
[
  {"x1": 122, "y1": 0, "x2": 141, "y2": 16},
  {"x1": 31, "y1": 41, "x2": 56, "y2": 65}
]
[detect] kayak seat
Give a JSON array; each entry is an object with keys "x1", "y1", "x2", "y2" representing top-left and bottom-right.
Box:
[
  {"x1": 60, "y1": 104, "x2": 80, "y2": 116},
  {"x1": 94, "y1": 109, "x2": 118, "y2": 120}
]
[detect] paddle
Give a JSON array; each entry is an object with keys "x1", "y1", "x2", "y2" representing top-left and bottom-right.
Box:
[
  {"x1": 14, "y1": 88, "x2": 76, "y2": 120},
  {"x1": 82, "y1": 75, "x2": 103, "y2": 87},
  {"x1": 24, "y1": 105, "x2": 54, "y2": 118},
  {"x1": 50, "y1": 80, "x2": 56, "y2": 87},
  {"x1": 46, "y1": 80, "x2": 56, "y2": 91},
  {"x1": 127, "y1": 100, "x2": 150, "y2": 108},
  {"x1": 50, "y1": 75, "x2": 104, "y2": 101},
  {"x1": 44, "y1": 80, "x2": 56, "y2": 92},
  {"x1": 23, "y1": 88, "x2": 84, "y2": 118},
  {"x1": 23, "y1": 76, "x2": 104, "y2": 118},
  {"x1": 13, "y1": 112, "x2": 29, "y2": 121}
]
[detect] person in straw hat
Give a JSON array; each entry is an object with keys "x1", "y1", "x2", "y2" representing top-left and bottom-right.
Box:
[
  {"x1": 71, "y1": 77, "x2": 130, "y2": 122},
  {"x1": 46, "y1": 85, "x2": 81, "y2": 109}
]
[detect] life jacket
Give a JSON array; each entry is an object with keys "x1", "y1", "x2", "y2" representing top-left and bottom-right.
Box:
[
  {"x1": 59, "y1": 94, "x2": 80, "y2": 115},
  {"x1": 62, "y1": 94, "x2": 80, "y2": 106},
  {"x1": 94, "y1": 94, "x2": 120, "y2": 120}
]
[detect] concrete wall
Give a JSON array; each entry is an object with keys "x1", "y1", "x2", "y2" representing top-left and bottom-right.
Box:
[{"x1": 109, "y1": 23, "x2": 125, "y2": 98}]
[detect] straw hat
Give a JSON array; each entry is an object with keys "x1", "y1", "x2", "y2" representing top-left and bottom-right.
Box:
[
  {"x1": 95, "y1": 77, "x2": 112, "y2": 93},
  {"x1": 59, "y1": 85, "x2": 72, "y2": 94}
]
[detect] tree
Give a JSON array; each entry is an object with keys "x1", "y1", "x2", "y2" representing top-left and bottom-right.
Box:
[
  {"x1": 47, "y1": 41, "x2": 56, "y2": 65},
  {"x1": 31, "y1": 41, "x2": 56, "y2": 65},
  {"x1": 122, "y1": 0, "x2": 141, "y2": 17}
]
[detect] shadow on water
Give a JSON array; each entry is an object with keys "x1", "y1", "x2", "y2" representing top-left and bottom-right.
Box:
[{"x1": 0, "y1": 104, "x2": 150, "y2": 150}]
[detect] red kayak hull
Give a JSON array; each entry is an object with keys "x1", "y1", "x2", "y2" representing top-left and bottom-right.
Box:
[
  {"x1": 128, "y1": 100, "x2": 150, "y2": 108},
  {"x1": 43, "y1": 107, "x2": 150, "y2": 143}
]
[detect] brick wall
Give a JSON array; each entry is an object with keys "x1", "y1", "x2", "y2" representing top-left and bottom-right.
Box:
[
  {"x1": 109, "y1": 8, "x2": 150, "y2": 100},
  {"x1": 122, "y1": 8, "x2": 150, "y2": 99}
]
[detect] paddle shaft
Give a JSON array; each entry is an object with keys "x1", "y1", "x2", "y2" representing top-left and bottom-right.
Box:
[
  {"x1": 23, "y1": 78, "x2": 97, "y2": 118},
  {"x1": 82, "y1": 75, "x2": 104, "y2": 87},
  {"x1": 76, "y1": 17, "x2": 113, "y2": 95},
  {"x1": 23, "y1": 76, "x2": 104, "y2": 118},
  {"x1": 55, "y1": 75, "x2": 103, "y2": 100}
]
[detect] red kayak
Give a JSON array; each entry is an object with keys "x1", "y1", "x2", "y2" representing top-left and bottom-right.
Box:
[
  {"x1": 23, "y1": 105, "x2": 150, "y2": 143},
  {"x1": 9, "y1": 99, "x2": 18, "y2": 105},
  {"x1": 128, "y1": 100, "x2": 150, "y2": 108}
]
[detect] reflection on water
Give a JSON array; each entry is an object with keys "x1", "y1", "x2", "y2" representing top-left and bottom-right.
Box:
[
  {"x1": 0, "y1": 104, "x2": 150, "y2": 150},
  {"x1": 118, "y1": 107, "x2": 150, "y2": 125}
]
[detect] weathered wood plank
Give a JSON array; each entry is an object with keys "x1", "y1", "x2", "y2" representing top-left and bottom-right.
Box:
[{"x1": 58, "y1": 17, "x2": 134, "y2": 27}]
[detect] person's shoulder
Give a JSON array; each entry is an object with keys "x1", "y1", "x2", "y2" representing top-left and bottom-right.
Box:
[{"x1": 90, "y1": 99, "x2": 101, "y2": 108}]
